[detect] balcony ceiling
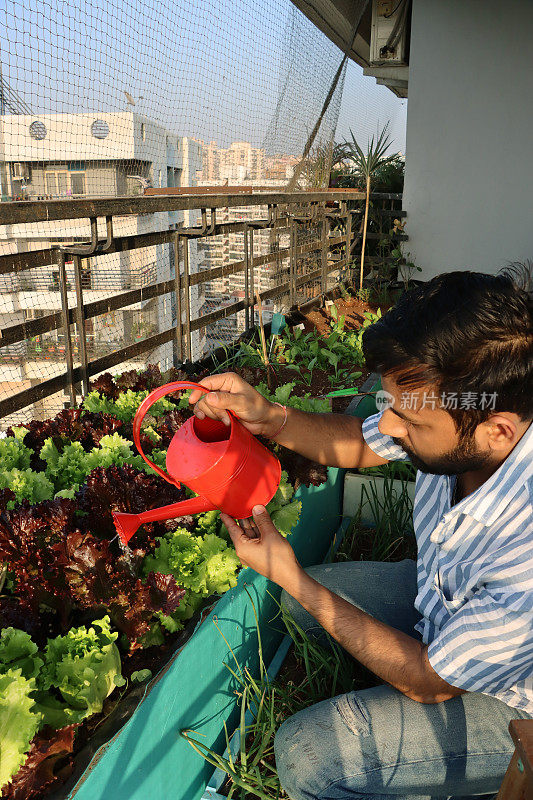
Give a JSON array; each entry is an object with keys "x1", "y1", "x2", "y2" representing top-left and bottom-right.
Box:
[{"x1": 289, "y1": 0, "x2": 372, "y2": 68}]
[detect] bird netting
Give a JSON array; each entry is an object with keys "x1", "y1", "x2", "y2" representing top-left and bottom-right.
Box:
[{"x1": 0, "y1": 0, "x2": 368, "y2": 426}]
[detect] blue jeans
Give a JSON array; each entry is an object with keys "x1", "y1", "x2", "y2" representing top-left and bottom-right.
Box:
[{"x1": 275, "y1": 560, "x2": 531, "y2": 800}]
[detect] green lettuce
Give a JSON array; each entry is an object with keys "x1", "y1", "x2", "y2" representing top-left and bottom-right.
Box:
[
  {"x1": 0, "y1": 468, "x2": 54, "y2": 508},
  {"x1": 0, "y1": 437, "x2": 32, "y2": 471},
  {"x1": 0, "y1": 628, "x2": 43, "y2": 680},
  {"x1": 0, "y1": 670, "x2": 41, "y2": 792},
  {"x1": 37, "y1": 616, "x2": 121, "y2": 725},
  {"x1": 199, "y1": 534, "x2": 241, "y2": 594},
  {"x1": 40, "y1": 439, "x2": 89, "y2": 492},
  {"x1": 266, "y1": 470, "x2": 302, "y2": 537},
  {"x1": 144, "y1": 528, "x2": 241, "y2": 635},
  {"x1": 270, "y1": 500, "x2": 302, "y2": 538},
  {"x1": 40, "y1": 432, "x2": 169, "y2": 495},
  {"x1": 82, "y1": 390, "x2": 177, "y2": 424}
]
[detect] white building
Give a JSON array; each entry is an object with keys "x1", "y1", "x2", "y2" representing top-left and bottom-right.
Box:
[{"x1": 0, "y1": 112, "x2": 203, "y2": 423}]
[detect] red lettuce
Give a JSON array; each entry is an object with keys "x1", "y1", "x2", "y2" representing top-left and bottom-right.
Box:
[
  {"x1": 76, "y1": 464, "x2": 194, "y2": 543},
  {"x1": 2, "y1": 725, "x2": 77, "y2": 800},
  {"x1": 58, "y1": 530, "x2": 184, "y2": 646},
  {"x1": 0, "y1": 480, "x2": 185, "y2": 648},
  {"x1": 154, "y1": 408, "x2": 194, "y2": 449},
  {"x1": 90, "y1": 364, "x2": 207, "y2": 398},
  {"x1": 0, "y1": 492, "x2": 78, "y2": 619},
  {"x1": 0, "y1": 598, "x2": 59, "y2": 648}
]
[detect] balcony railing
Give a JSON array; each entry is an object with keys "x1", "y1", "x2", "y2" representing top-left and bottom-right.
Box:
[{"x1": 0, "y1": 189, "x2": 404, "y2": 422}]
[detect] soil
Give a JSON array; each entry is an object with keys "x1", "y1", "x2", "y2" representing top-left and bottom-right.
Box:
[
  {"x1": 233, "y1": 363, "x2": 370, "y2": 414},
  {"x1": 298, "y1": 294, "x2": 385, "y2": 338}
]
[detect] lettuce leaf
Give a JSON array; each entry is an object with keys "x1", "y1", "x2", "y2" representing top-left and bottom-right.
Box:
[
  {"x1": 0, "y1": 670, "x2": 41, "y2": 792},
  {"x1": 0, "y1": 469, "x2": 54, "y2": 508},
  {"x1": 198, "y1": 534, "x2": 240, "y2": 594},
  {"x1": 144, "y1": 528, "x2": 240, "y2": 603},
  {"x1": 38, "y1": 617, "x2": 121, "y2": 723},
  {"x1": 0, "y1": 628, "x2": 43, "y2": 680},
  {"x1": 270, "y1": 500, "x2": 302, "y2": 538},
  {"x1": 82, "y1": 390, "x2": 176, "y2": 424},
  {"x1": 0, "y1": 437, "x2": 31, "y2": 471},
  {"x1": 1, "y1": 723, "x2": 77, "y2": 800}
]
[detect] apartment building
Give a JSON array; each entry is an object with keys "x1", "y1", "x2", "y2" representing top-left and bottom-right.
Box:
[
  {"x1": 196, "y1": 178, "x2": 289, "y2": 348},
  {"x1": 0, "y1": 112, "x2": 203, "y2": 423},
  {"x1": 195, "y1": 139, "x2": 266, "y2": 183}
]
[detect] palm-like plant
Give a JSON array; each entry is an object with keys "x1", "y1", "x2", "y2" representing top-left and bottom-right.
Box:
[{"x1": 344, "y1": 123, "x2": 398, "y2": 289}]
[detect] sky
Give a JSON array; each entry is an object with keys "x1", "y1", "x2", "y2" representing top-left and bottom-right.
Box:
[
  {"x1": 337, "y1": 61, "x2": 407, "y2": 154},
  {"x1": 0, "y1": 0, "x2": 406, "y2": 156}
]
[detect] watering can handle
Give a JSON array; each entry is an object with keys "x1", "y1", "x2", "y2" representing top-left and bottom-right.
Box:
[{"x1": 132, "y1": 380, "x2": 212, "y2": 485}]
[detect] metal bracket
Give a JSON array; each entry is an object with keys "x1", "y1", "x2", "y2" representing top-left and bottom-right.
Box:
[
  {"x1": 248, "y1": 203, "x2": 277, "y2": 230},
  {"x1": 289, "y1": 200, "x2": 322, "y2": 224},
  {"x1": 62, "y1": 216, "x2": 115, "y2": 256},
  {"x1": 176, "y1": 208, "x2": 216, "y2": 237}
]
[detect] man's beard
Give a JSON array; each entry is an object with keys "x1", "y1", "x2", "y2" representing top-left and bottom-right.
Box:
[{"x1": 393, "y1": 434, "x2": 492, "y2": 475}]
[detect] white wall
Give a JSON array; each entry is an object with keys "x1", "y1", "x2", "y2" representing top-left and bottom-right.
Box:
[
  {"x1": 2, "y1": 113, "x2": 136, "y2": 162},
  {"x1": 403, "y1": 0, "x2": 533, "y2": 278}
]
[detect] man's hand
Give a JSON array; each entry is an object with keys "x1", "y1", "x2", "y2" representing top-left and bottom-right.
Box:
[
  {"x1": 189, "y1": 372, "x2": 284, "y2": 437},
  {"x1": 221, "y1": 505, "x2": 302, "y2": 589}
]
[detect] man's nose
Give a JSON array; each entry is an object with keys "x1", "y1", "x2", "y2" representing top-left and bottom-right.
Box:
[{"x1": 379, "y1": 408, "x2": 408, "y2": 439}]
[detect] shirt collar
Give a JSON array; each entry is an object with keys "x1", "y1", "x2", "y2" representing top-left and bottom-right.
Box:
[{"x1": 449, "y1": 422, "x2": 533, "y2": 526}]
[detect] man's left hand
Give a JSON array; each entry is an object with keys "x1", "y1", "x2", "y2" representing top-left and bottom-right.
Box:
[{"x1": 221, "y1": 506, "x2": 302, "y2": 589}]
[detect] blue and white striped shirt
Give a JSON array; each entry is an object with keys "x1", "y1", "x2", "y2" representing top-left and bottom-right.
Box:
[{"x1": 362, "y1": 412, "x2": 533, "y2": 714}]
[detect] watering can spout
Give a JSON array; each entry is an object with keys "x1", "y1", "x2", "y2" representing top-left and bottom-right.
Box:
[{"x1": 113, "y1": 495, "x2": 217, "y2": 545}]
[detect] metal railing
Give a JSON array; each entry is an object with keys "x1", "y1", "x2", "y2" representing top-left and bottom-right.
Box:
[{"x1": 0, "y1": 189, "x2": 404, "y2": 422}]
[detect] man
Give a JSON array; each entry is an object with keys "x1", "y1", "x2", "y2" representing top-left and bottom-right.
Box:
[{"x1": 189, "y1": 269, "x2": 533, "y2": 800}]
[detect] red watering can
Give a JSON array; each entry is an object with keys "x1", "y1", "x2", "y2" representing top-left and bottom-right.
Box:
[{"x1": 112, "y1": 381, "x2": 281, "y2": 545}]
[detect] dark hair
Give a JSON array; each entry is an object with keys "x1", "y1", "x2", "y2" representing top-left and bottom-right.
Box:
[{"x1": 362, "y1": 266, "x2": 533, "y2": 435}]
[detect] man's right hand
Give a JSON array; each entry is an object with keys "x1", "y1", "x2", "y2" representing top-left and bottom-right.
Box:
[{"x1": 188, "y1": 372, "x2": 285, "y2": 438}]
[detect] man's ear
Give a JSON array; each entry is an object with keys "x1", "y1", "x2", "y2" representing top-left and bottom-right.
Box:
[{"x1": 480, "y1": 414, "x2": 519, "y2": 450}]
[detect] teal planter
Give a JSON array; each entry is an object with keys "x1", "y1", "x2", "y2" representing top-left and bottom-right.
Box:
[{"x1": 67, "y1": 468, "x2": 345, "y2": 800}]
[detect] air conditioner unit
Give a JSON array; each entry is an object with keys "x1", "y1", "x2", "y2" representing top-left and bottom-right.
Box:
[
  {"x1": 370, "y1": 0, "x2": 409, "y2": 65},
  {"x1": 12, "y1": 162, "x2": 30, "y2": 180}
]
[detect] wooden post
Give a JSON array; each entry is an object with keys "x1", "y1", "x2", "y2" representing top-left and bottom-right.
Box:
[
  {"x1": 345, "y1": 203, "x2": 352, "y2": 283},
  {"x1": 289, "y1": 219, "x2": 296, "y2": 307}
]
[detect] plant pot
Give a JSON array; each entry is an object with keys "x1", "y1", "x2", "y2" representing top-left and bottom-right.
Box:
[
  {"x1": 343, "y1": 472, "x2": 416, "y2": 525},
  {"x1": 61, "y1": 470, "x2": 345, "y2": 800}
]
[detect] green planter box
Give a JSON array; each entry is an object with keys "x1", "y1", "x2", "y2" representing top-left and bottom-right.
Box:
[
  {"x1": 60, "y1": 386, "x2": 379, "y2": 800},
  {"x1": 66, "y1": 468, "x2": 345, "y2": 800}
]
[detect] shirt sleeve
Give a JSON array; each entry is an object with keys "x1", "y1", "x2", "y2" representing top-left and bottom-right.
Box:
[
  {"x1": 427, "y1": 588, "x2": 533, "y2": 694},
  {"x1": 361, "y1": 412, "x2": 410, "y2": 462}
]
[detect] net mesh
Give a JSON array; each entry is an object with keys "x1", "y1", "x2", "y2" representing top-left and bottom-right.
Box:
[{"x1": 0, "y1": 0, "x2": 403, "y2": 426}]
